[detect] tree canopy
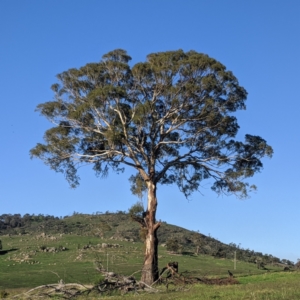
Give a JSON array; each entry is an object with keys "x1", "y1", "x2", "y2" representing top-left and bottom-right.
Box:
[{"x1": 31, "y1": 49, "x2": 272, "y2": 197}]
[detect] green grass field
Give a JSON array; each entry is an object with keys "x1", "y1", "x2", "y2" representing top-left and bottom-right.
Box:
[
  {"x1": 0, "y1": 233, "x2": 299, "y2": 299},
  {"x1": 102, "y1": 272, "x2": 300, "y2": 300}
]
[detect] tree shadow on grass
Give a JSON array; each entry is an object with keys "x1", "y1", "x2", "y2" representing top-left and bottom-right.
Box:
[
  {"x1": 181, "y1": 251, "x2": 196, "y2": 256},
  {"x1": 0, "y1": 249, "x2": 18, "y2": 255}
]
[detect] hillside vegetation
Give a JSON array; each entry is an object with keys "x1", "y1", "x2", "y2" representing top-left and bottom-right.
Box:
[
  {"x1": 0, "y1": 212, "x2": 293, "y2": 267},
  {"x1": 1, "y1": 212, "x2": 299, "y2": 299}
]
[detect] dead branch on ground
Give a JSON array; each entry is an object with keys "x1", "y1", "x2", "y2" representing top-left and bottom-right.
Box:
[{"x1": 13, "y1": 263, "x2": 238, "y2": 298}]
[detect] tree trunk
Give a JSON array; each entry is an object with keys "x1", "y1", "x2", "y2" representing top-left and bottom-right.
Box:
[{"x1": 141, "y1": 181, "x2": 160, "y2": 285}]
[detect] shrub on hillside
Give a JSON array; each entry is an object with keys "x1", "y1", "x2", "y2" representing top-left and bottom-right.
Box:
[{"x1": 166, "y1": 238, "x2": 180, "y2": 253}]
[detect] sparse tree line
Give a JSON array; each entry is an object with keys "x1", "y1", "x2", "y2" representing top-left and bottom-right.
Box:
[
  {"x1": 0, "y1": 213, "x2": 59, "y2": 230},
  {"x1": 164, "y1": 236, "x2": 294, "y2": 267},
  {"x1": 0, "y1": 213, "x2": 70, "y2": 236}
]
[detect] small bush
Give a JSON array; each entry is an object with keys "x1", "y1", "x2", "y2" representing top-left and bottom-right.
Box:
[{"x1": 166, "y1": 238, "x2": 180, "y2": 253}]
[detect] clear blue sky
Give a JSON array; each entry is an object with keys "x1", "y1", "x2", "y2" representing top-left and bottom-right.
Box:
[{"x1": 1, "y1": 1, "x2": 299, "y2": 262}]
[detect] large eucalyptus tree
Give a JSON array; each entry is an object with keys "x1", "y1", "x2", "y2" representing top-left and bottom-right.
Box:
[{"x1": 30, "y1": 49, "x2": 273, "y2": 284}]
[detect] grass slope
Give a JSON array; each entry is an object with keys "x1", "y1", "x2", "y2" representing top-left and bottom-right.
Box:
[
  {"x1": 1, "y1": 213, "x2": 298, "y2": 299},
  {"x1": 0, "y1": 233, "x2": 284, "y2": 290},
  {"x1": 1, "y1": 212, "x2": 286, "y2": 266}
]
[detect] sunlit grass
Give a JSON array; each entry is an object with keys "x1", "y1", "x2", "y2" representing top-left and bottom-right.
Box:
[{"x1": 1, "y1": 234, "x2": 298, "y2": 299}]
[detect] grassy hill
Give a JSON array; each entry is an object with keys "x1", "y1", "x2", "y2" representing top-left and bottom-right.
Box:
[
  {"x1": 0, "y1": 231, "x2": 286, "y2": 289},
  {"x1": 0, "y1": 213, "x2": 299, "y2": 299},
  {"x1": 0, "y1": 212, "x2": 291, "y2": 266}
]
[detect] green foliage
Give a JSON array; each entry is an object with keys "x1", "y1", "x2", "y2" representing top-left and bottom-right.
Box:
[
  {"x1": 128, "y1": 201, "x2": 144, "y2": 218},
  {"x1": 31, "y1": 49, "x2": 272, "y2": 199},
  {"x1": 166, "y1": 237, "x2": 180, "y2": 253},
  {"x1": 128, "y1": 202, "x2": 147, "y2": 240},
  {"x1": 129, "y1": 174, "x2": 147, "y2": 200}
]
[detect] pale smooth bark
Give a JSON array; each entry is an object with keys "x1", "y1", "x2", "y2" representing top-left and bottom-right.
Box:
[{"x1": 141, "y1": 181, "x2": 160, "y2": 285}]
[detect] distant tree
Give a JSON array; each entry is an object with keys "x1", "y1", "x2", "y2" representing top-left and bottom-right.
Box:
[
  {"x1": 295, "y1": 259, "x2": 300, "y2": 270},
  {"x1": 30, "y1": 49, "x2": 273, "y2": 284},
  {"x1": 128, "y1": 201, "x2": 147, "y2": 242},
  {"x1": 192, "y1": 233, "x2": 203, "y2": 255},
  {"x1": 166, "y1": 237, "x2": 180, "y2": 253},
  {"x1": 282, "y1": 259, "x2": 294, "y2": 266},
  {"x1": 128, "y1": 201, "x2": 144, "y2": 219}
]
